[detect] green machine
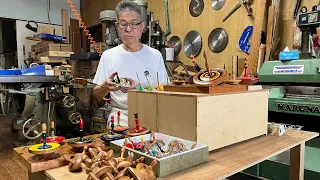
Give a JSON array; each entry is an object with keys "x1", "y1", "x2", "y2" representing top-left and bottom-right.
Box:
[{"x1": 258, "y1": 59, "x2": 320, "y2": 116}]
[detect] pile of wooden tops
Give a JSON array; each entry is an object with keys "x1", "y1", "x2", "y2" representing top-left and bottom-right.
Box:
[{"x1": 29, "y1": 41, "x2": 74, "y2": 64}]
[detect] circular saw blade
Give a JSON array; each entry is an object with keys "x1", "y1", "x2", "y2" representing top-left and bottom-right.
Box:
[
  {"x1": 168, "y1": 36, "x2": 182, "y2": 57},
  {"x1": 211, "y1": 0, "x2": 225, "y2": 10},
  {"x1": 208, "y1": 28, "x2": 228, "y2": 53},
  {"x1": 189, "y1": 0, "x2": 204, "y2": 17},
  {"x1": 184, "y1": 30, "x2": 202, "y2": 58}
]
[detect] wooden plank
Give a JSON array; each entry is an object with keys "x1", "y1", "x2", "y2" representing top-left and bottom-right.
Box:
[
  {"x1": 44, "y1": 131, "x2": 319, "y2": 180},
  {"x1": 128, "y1": 91, "x2": 157, "y2": 131},
  {"x1": 197, "y1": 90, "x2": 268, "y2": 151},
  {"x1": 13, "y1": 133, "x2": 109, "y2": 173},
  {"x1": 61, "y1": 9, "x2": 70, "y2": 43},
  {"x1": 163, "y1": 84, "x2": 247, "y2": 94},
  {"x1": 157, "y1": 95, "x2": 197, "y2": 141},
  {"x1": 257, "y1": 44, "x2": 266, "y2": 73},
  {"x1": 289, "y1": 143, "x2": 305, "y2": 180},
  {"x1": 248, "y1": 0, "x2": 267, "y2": 74},
  {"x1": 265, "y1": 5, "x2": 275, "y2": 61}
]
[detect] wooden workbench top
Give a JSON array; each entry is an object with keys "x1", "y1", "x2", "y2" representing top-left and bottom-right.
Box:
[
  {"x1": 44, "y1": 130, "x2": 318, "y2": 180},
  {"x1": 13, "y1": 133, "x2": 109, "y2": 173}
]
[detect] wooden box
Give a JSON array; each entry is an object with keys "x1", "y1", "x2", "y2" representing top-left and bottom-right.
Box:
[{"x1": 128, "y1": 90, "x2": 268, "y2": 151}]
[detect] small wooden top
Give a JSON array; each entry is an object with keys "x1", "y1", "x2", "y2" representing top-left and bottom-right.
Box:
[
  {"x1": 44, "y1": 130, "x2": 318, "y2": 180},
  {"x1": 13, "y1": 133, "x2": 109, "y2": 173}
]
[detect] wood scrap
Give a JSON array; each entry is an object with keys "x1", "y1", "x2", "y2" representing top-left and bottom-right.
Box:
[
  {"x1": 265, "y1": 5, "x2": 275, "y2": 61},
  {"x1": 257, "y1": 44, "x2": 266, "y2": 73}
]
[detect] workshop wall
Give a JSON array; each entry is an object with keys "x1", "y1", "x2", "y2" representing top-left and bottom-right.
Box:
[
  {"x1": 81, "y1": 0, "x2": 320, "y2": 73},
  {"x1": 0, "y1": 0, "x2": 80, "y2": 25},
  {"x1": 16, "y1": 20, "x2": 62, "y2": 68}
]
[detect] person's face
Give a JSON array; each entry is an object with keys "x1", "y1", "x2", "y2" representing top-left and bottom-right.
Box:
[{"x1": 116, "y1": 10, "x2": 145, "y2": 46}]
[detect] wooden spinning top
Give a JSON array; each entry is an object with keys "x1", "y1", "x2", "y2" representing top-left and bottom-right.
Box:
[
  {"x1": 100, "y1": 115, "x2": 125, "y2": 142},
  {"x1": 127, "y1": 113, "x2": 149, "y2": 137},
  {"x1": 40, "y1": 121, "x2": 65, "y2": 143},
  {"x1": 193, "y1": 50, "x2": 226, "y2": 86},
  {"x1": 29, "y1": 123, "x2": 60, "y2": 155},
  {"x1": 68, "y1": 119, "x2": 95, "y2": 148},
  {"x1": 237, "y1": 58, "x2": 260, "y2": 85},
  {"x1": 108, "y1": 111, "x2": 129, "y2": 133}
]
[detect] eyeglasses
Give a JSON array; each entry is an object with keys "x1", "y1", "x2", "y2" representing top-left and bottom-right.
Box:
[{"x1": 118, "y1": 21, "x2": 142, "y2": 29}]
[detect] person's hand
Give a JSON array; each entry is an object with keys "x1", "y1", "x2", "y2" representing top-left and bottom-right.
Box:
[
  {"x1": 120, "y1": 78, "x2": 136, "y2": 93},
  {"x1": 102, "y1": 72, "x2": 121, "y2": 92}
]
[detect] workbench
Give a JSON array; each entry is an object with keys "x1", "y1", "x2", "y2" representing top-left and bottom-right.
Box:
[{"x1": 15, "y1": 130, "x2": 318, "y2": 180}]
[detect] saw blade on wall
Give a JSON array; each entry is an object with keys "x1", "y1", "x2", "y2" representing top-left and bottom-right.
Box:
[
  {"x1": 189, "y1": 0, "x2": 204, "y2": 17},
  {"x1": 183, "y1": 30, "x2": 202, "y2": 58}
]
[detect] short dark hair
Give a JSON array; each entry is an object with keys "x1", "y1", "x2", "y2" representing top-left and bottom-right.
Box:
[{"x1": 115, "y1": 0, "x2": 142, "y2": 21}]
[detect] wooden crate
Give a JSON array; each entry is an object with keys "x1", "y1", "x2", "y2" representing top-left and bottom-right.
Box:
[{"x1": 128, "y1": 90, "x2": 268, "y2": 151}]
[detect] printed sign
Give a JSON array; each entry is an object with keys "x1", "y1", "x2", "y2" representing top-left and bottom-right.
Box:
[{"x1": 273, "y1": 65, "x2": 304, "y2": 74}]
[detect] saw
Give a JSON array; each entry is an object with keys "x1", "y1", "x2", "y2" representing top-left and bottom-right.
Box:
[{"x1": 183, "y1": 30, "x2": 202, "y2": 58}]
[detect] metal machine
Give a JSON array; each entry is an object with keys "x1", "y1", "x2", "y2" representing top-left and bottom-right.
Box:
[{"x1": 257, "y1": 10, "x2": 320, "y2": 132}]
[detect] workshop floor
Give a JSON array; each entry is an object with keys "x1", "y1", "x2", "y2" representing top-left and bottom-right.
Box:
[{"x1": 0, "y1": 113, "x2": 28, "y2": 180}]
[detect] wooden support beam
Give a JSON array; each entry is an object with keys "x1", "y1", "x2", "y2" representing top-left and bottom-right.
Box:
[
  {"x1": 289, "y1": 143, "x2": 305, "y2": 180},
  {"x1": 265, "y1": 5, "x2": 275, "y2": 61},
  {"x1": 248, "y1": 0, "x2": 267, "y2": 74}
]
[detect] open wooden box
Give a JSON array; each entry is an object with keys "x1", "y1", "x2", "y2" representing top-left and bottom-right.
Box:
[{"x1": 128, "y1": 89, "x2": 268, "y2": 151}]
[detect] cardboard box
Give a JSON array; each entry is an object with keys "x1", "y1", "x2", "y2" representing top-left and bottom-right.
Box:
[
  {"x1": 38, "y1": 25, "x2": 55, "y2": 35},
  {"x1": 39, "y1": 51, "x2": 74, "y2": 58},
  {"x1": 128, "y1": 89, "x2": 268, "y2": 151},
  {"x1": 40, "y1": 57, "x2": 66, "y2": 63},
  {"x1": 110, "y1": 132, "x2": 208, "y2": 177}
]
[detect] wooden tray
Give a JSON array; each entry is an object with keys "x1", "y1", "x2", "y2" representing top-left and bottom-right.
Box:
[
  {"x1": 13, "y1": 133, "x2": 109, "y2": 173},
  {"x1": 163, "y1": 84, "x2": 247, "y2": 94}
]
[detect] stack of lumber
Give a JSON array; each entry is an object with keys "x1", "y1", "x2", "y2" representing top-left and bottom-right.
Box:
[{"x1": 29, "y1": 42, "x2": 74, "y2": 63}]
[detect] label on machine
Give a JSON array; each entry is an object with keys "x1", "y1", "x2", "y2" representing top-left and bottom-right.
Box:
[{"x1": 273, "y1": 65, "x2": 304, "y2": 74}]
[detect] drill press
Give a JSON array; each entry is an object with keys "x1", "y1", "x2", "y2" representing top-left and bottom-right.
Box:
[{"x1": 296, "y1": 9, "x2": 320, "y2": 58}]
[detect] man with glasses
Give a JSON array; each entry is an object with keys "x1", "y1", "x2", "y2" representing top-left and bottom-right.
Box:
[{"x1": 93, "y1": 0, "x2": 168, "y2": 126}]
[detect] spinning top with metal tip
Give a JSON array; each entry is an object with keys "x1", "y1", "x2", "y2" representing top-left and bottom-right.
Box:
[
  {"x1": 29, "y1": 123, "x2": 60, "y2": 154},
  {"x1": 68, "y1": 119, "x2": 95, "y2": 148},
  {"x1": 40, "y1": 121, "x2": 65, "y2": 143},
  {"x1": 144, "y1": 71, "x2": 153, "y2": 91},
  {"x1": 127, "y1": 113, "x2": 150, "y2": 137},
  {"x1": 100, "y1": 115, "x2": 125, "y2": 142},
  {"x1": 237, "y1": 58, "x2": 260, "y2": 85}
]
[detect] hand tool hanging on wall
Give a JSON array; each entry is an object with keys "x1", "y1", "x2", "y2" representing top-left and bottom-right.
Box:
[{"x1": 223, "y1": 0, "x2": 253, "y2": 22}]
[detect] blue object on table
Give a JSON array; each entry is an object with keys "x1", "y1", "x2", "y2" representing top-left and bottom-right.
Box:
[
  {"x1": 279, "y1": 51, "x2": 300, "y2": 61},
  {"x1": 22, "y1": 65, "x2": 46, "y2": 76},
  {"x1": 0, "y1": 69, "x2": 21, "y2": 75}
]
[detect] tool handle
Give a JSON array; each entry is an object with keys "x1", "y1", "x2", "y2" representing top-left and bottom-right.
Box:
[
  {"x1": 42, "y1": 123, "x2": 47, "y2": 146},
  {"x1": 79, "y1": 119, "x2": 84, "y2": 129},
  {"x1": 203, "y1": 50, "x2": 210, "y2": 74},
  {"x1": 51, "y1": 121, "x2": 55, "y2": 136},
  {"x1": 117, "y1": 111, "x2": 120, "y2": 126}
]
